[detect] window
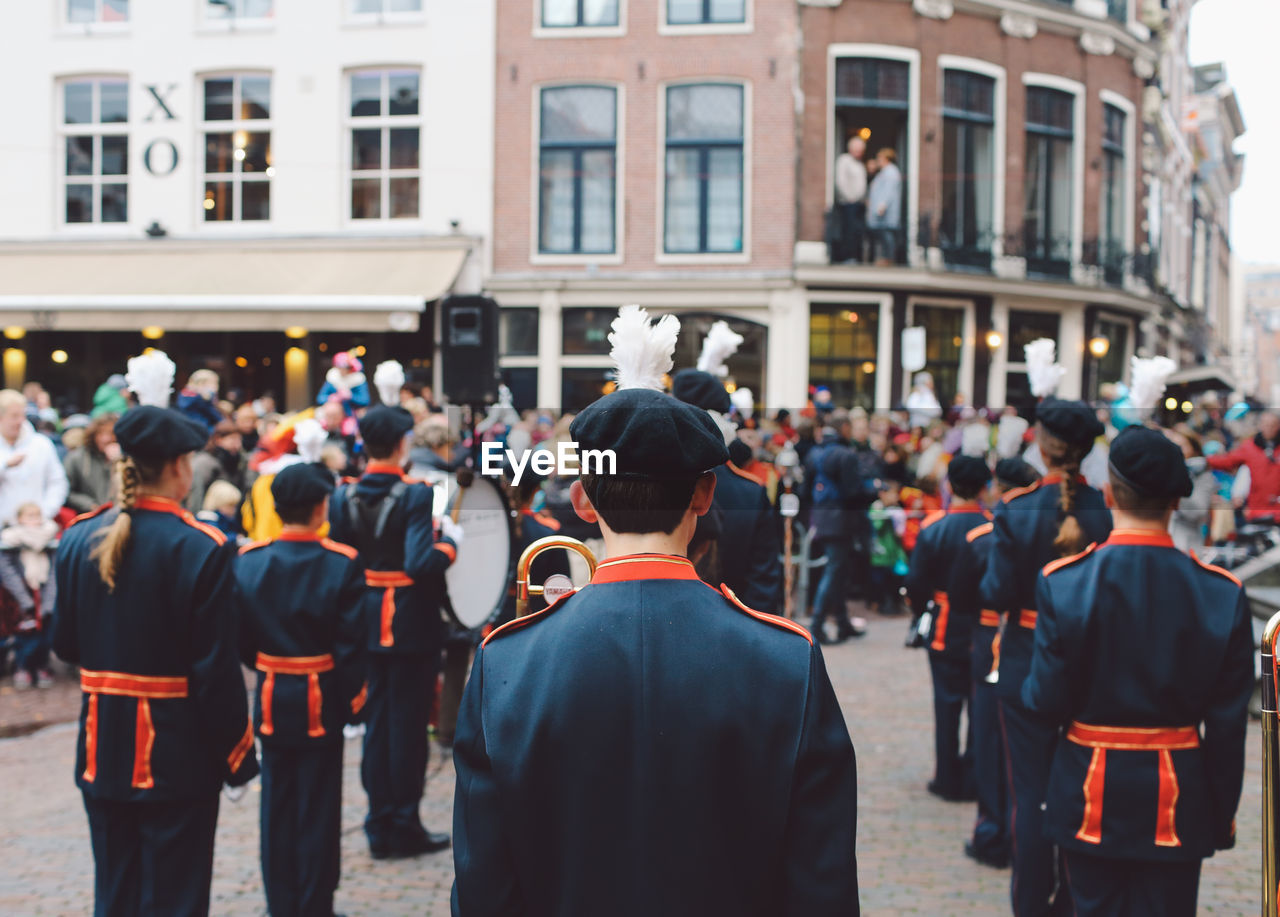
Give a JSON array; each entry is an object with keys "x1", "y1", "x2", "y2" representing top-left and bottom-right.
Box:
[
  {"x1": 562, "y1": 368, "x2": 611, "y2": 413},
  {"x1": 349, "y1": 70, "x2": 420, "y2": 220},
  {"x1": 561, "y1": 308, "x2": 613, "y2": 355},
  {"x1": 351, "y1": 0, "x2": 422, "y2": 12},
  {"x1": 809, "y1": 304, "x2": 880, "y2": 411},
  {"x1": 541, "y1": 0, "x2": 618, "y2": 28},
  {"x1": 500, "y1": 309, "x2": 540, "y2": 356},
  {"x1": 202, "y1": 75, "x2": 271, "y2": 221},
  {"x1": 667, "y1": 0, "x2": 745, "y2": 25},
  {"x1": 1092, "y1": 317, "x2": 1129, "y2": 394},
  {"x1": 1107, "y1": 0, "x2": 1127, "y2": 22},
  {"x1": 204, "y1": 0, "x2": 274, "y2": 20},
  {"x1": 62, "y1": 79, "x2": 129, "y2": 224},
  {"x1": 1100, "y1": 103, "x2": 1127, "y2": 284},
  {"x1": 67, "y1": 0, "x2": 128, "y2": 23},
  {"x1": 1022, "y1": 86, "x2": 1075, "y2": 277},
  {"x1": 940, "y1": 70, "x2": 995, "y2": 269},
  {"x1": 664, "y1": 83, "x2": 744, "y2": 255},
  {"x1": 539, "y1": 86, "x2": 617, "y2": 255},
  {"x1": 1004, "y1": 309, "x2": 1060, "y2": 418}
]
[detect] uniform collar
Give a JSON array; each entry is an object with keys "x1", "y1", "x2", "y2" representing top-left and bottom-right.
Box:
[
  {"x1": 1041, "y1": 473, "x2": 1088, "y2": 486},
  {"x1": 948, "y1": 503, "x2": 988, "y2": 515},
  {"x1": 277, "y1": 530, "x2": 321, "y2": 543},
  {"x1": 364, "y1": 462, "x2": 406, "y2": 479},
  {"x1": 134, "y1": 496, "x2": 186, "y2": 516},
  {"x1": 1104, "y1": 529, "x2": 1175, "y2": 548},
  {"x1": 590, "y1": 553, "x2": 701, "y2": 585}
]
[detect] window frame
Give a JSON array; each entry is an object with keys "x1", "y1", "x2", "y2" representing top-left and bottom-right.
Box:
[
  {"x1": 344, "y1": 0, "x2": 425, "y2": 25},
  {"x1": 656, "y1": 79, "x2": 751, "y2": 264},
  {"x1": 58, "y1": 75, "x2": 131, "y2": 231},
  {"x1": 659, "y1": 0, "x2": 752, "y2": 35},
  {"x1": 902, "y1": 296, "x2": 976, "y2": 411},
  {"x1": 535, "y1": 85, "x2": 620, "y2": 260},
  {"x1": 344, "y1": 67, "x2": 424, "y2": 225},
  {"x1": 1099, "y1": 89, "x2": 1136, "y2": 286},
  {"x1": 198, "y1": 71, "x2": 274, "y2": 226},
  {"x1": 937, "y1": 57, "x2": 1007, "y2": 269},
  {"x1": 63, "y1": 0, "x2": 130, "y2": 29},
  {"x1": 198, "y1": 0, "x2": 276, "y2": 30},
  {"x1": 533, "y1": 0, "x2": 626, "y2": 38},
  {"x1": 1020, "y1": 73, "x2": 1084, "y2": 278}
]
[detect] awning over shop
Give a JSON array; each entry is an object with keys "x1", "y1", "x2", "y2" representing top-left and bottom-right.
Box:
[
  {"x1": 1165, "y1": 365, "x2": 1237, "y2": 394},
  {"x1": 0, "y1": 239, "x2": 472, "y2": 332}
]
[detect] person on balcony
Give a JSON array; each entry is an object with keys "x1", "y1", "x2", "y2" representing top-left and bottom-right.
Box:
[
  {"x1": 867, "y1": 147, "x2": 902, "y2": 265},
  {"x1": 833, "y1": 135, "x2": 868, "y2": 263}
]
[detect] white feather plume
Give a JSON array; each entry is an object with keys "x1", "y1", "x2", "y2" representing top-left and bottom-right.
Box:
[
  {"x1": 373, "y1": 360, "x2": 405, "y2": 407},
  {"x1": 961, "y1": 422, "x2": 991, "y2": 458},
  {"x1": 996, "y1": 415, "x2": 1029, "y2": 459},
  {"x1": 609, "y1": 305, "x2": 680, "y2": 392},
  {"x1": 293, "y1": 418, "x2": 327, "y2": 464},
  {"x1": 730, "y1": 387, "x2": 755, "y2": 419},
  {"x1": 696, "y1": 321, "x2": 744, "y2": 378},
  {"x1": 126, "y1": 350, "x2": 176, "y2": 408},
  {"x1": 706, "y1": 410, "x2": 738, "y2": 446},
  {"x1": 1128, "y1": 356, "x2": 1178, "y2": 411},
  {"x1": 1024, "y1": 338, "x2": 1065, "y2": 398}
]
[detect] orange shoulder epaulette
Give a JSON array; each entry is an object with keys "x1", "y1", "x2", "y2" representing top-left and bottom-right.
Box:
[
  {"x1": 1002, "y1": 481, "x2": 1041, "y2": 504},
  {"x1": 238, "y1": 539, "x2": 270, "y2": 555},
  {"x1": 183, "y1": 513, "x2": 228, "y2": 546},
  {"x1": 1042, "y1": 542, "x2": 1097, "y2": 577},
  {"x1": 966, "y1": 522, "x2": 994, "y2": 543},
  {"x1": 720, "y1": 584, "x2": 813, "y2": 645},
  {"x1": 532, "y1": 512, "x2": 561, "y2": 532},
  {"x1": 481, "y1": 589, "x2": 575, "y2": 648},
  {"x1": 920, "y1": 509, "x2": 946, "y2": 530},
  {"x1": 321, "y1": 538, "x2": 358, "y2": 560},
  {"x1": 69, "y1": 502, "x2": 112, "y2": 527},
  {"x1": 1192, "y1": 552, "x2": 1242, "y2": 588}
]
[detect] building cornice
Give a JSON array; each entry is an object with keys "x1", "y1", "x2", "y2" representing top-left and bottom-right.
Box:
[
  {"x1": 951, "y1": 0, "x2": 1156, "y2": 61},
  {"x1": 0, "y1": 234, "x2": 480, "y2": 255}
]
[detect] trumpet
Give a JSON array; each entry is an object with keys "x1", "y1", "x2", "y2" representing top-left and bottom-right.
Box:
[
  {"x1": 515, "y1": 535, "x2": 598, "y2": 618},
  {"x1": 1263, "y1": 611, "x2": 1280, "y2": 915}
]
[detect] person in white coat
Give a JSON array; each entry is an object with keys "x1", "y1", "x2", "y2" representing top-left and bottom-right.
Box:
[{"x1": 0, "y1": 389, "x2": 69, "y2": 525}]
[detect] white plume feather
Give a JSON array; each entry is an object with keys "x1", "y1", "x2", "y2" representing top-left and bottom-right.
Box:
[
  {"x1": 1024, "y1": 338, "x2": 1065, "y2": 398},
  {"x1": 126, "y1": 350, "x2": 176, "y2": 408},
  {"x1": 730, "y1": 387, "x2": 755, "y2": 419},
  {"x1": 696, "y1": 321, "x2": 744, "y2": 378},
  {"x1": 609, "y1": 305, "x2": 680, "y2": 392},
  {"x1": 961, "y1": 422, "x2": 991, "y2": 458},
  {"x1": 373, "y1": 360, "x2": 405, "y2": 407},
  {"x1": 706, "y1": 410, "x2": 738, "y2": 446},
  {"x1": 996, "y1": 415, "x2": 1029, "y2": 459},
  {"x1": 293, "y1": 418, "x2": 327, "y2": 463},
  {"x1": 1128, "y1": 356, "x2": 1178, "y2": 411}
]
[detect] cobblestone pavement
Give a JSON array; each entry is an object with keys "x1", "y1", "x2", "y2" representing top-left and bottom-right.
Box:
[{"x1": 0, "y1": 611, "x2": 1262, "y2": 915}]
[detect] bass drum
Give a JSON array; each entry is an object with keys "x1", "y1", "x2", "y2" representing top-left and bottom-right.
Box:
[{"x1": 441, "y1": 475, "x2": 515, "y2": 631}]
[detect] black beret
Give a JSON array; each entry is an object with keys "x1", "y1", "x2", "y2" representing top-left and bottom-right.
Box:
[
  {"x1": 994, "y1": 457, "x2": 1039, "y2": 490},
  {"x1": 358, "y1": 406, "x2": 414, "y2": 449},
  {"x1": 1035, "y1": 398, "x2": 1104, "y2": 447},
  {"x1": 115, "y1": 406, "x2": 208, "y2": 462},
  {"x1": 727, "y1": 438, "x2": 752, "y2": 468},
  {"x1": 569, "y1": 387, "x2": 729, "y2": 480},
  {"x1": 671, "y1": 370, "x2": 731, "y2": 415},
  {"x1": 947, "y1": 455, "x2": 992, "y2": 492},
  {"x1": 271, "y1": 462, "x2": 335, "y2": 509},
  {"x1": 1108, "y1": 426, "x2": 1193, "y2": 500}
]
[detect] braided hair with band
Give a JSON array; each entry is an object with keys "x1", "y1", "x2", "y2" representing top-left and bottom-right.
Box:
[{"x1": 90, "y1": 456, "x2": 162, "y2": 590}]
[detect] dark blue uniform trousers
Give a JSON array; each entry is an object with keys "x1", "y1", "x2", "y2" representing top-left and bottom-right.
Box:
[
  {"x1": 1000, "y1": 698, "x2": 1068, "y2": 917},
  {"x1": 362, "y1": 652, "x2": 439, "y2": 848},
  {"x1": 1063, "y1": 851, "x2": 1200, "y2": 917},
  {"x1": 927, "y1": 652, "x2": 973, "y2": 798},
  {"x1": 970, "y1": 675, "x2": 1008, "y2": 860},
  {"x1": 261, "y1": 743, "x2": 342, "y2": 917},
  {"x1": 84, "y1": 793, "x2": 220, "y2": 917}
]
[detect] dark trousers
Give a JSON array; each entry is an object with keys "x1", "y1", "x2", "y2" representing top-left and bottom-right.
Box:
[
  {"x1": 83, "y1": 792, "x2": 220, "y2": 917},
  {"x1": 810, "y1": 537, "x2": 852, "y2": 635},
  {"x1": 1063, "y1": 851, "x2": 1200, "y2": 917},
  {"x1": 872, "y1": 226, "x2": 899, "y2": 262},
  {"x1": 836, "y1": 202, "x2": 866, "y2": 262},
  {"x1": 927, "y1": 652, "x2": 973, "y2": 797},
  {"x1": 970, "y1": 674, "x2": 1008, "y2": 859},
  {"x1": 1000, "y1": 698, "x2": 1068, "y2": 917},
  {"x1": 261, "y1": 742, "x2": 342, "y2": 917},
  {"x1": 362, "y1": 652, "x2": 439, "y2": 849},
  {"x1": 14, "y1": 620, "x2": 51, "y2": 674}
]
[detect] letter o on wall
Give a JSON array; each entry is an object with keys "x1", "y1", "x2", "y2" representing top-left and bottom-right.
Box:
[{"x1": 143, "y1": 140, "x2": 180, "y2": 177}]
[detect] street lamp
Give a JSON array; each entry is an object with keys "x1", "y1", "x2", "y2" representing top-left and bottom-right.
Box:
[
  {"x1": 985, "y1": 330, "x2": 1002, "y2": 350},
  {"x1": 1088, "y1": 335, "x2": 1110, "y2": 359}
]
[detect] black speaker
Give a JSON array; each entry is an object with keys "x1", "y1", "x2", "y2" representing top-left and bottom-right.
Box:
[{"x1": 440, "y1": 295, "x2": 500, "y2": 405}]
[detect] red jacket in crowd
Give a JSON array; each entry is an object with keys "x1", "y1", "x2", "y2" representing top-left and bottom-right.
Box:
[{"x1": 1207, "y1": 435, "x2": 1280, "y2": 521}]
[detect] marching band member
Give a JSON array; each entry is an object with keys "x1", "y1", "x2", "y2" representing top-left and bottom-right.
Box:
[
  {"x1": 980, "y1": 399, "x2": 1112, "y2": 917},
  {"x1": 451, "y1": 306, "x2": 859, "y2": 916},
  {"x1": 328, "y1": 405, "x2": 462, "y2": 859},
  {"x1": 1023, "y1": 426, "x2": 1251, "y2": 916},
  {"x1": 236, "y1": 463, "x2": 367, "y2": 917},
  {"x1": 53, "y1": 405, "x2": 258, "y2": 916},
  {"x1": 906, "y1": 455, "x2": 991, "y2": 803}
]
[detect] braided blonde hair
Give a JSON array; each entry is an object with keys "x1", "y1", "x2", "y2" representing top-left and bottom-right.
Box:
[
  {"x1": 1037, "y1": 425, "x2": 1091, "y2": 557},
  {"x1": 90, "y1": 457, "x2": 162, "y2": 590}
]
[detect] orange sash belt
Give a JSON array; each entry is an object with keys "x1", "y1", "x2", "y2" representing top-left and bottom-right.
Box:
[
  {"x1": 1066, "y1": 722, "x2": 1200, "y2": 848},
  {"x1": 366, "y1": 570, "x2": 414, "y2": 647},
  {"x1": 255, "y1": 652, "x2": 334, "y2": 738},
  {"x1": 929, "y1": 591, "x2": 951, "y2": 652},
  {"x1": 79, "y1": 669, "x2": 189, "y2": 789},
  {"x1": 979, "y1": 610, "x2": 1000, "y2": 627},
  {"x1": 1018, "y1": 609, "x2": 1038, "y2": 629}
]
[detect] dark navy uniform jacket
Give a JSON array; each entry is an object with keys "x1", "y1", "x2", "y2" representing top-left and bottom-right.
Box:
[
  {"x1": 713, "y1": 463, "x2": 783, "y2": 612},
  {"x1": 452, "y1": 553, "x2": 860, "y2": 917},
  {"x1": 235, "y1": 533, "x2": 368, "y2": 747},
  {"x1": 52, "y1": 498, "x2": 258, "y2": 800},
  {"x1": 979, "y1": 475, "x2": 1111, "y2": 700},
  {"x1": 328, "y1": 463, "x2": 457, "y2": 654},
  {"x1": 906, "y1": 506, "x2": 990, "y2": 660},
  {"x1": 1022, "y1": 529, "x2": 1252, "y2": 861},
  {"x1": 952, "y1": 521, "x2": 1000, "y2": 682}
]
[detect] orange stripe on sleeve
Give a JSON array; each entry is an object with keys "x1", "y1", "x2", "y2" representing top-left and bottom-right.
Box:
[
  {"x1": 82, "y1": 693, "x2": 99, "y2": 783},
  {"x1": 1076, "y1": 747, "x2": 1106, "y2": 844},
  {"x1": 228, "y1": 721, "x2": 254, "y2": 773},
  {"x1": 131, "y1": 698, "x2": 156, "y2": 789}
]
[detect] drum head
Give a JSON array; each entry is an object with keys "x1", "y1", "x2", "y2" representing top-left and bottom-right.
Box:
[{"x1": 443, "y1": 476, "x2": 514, "y2": 630}]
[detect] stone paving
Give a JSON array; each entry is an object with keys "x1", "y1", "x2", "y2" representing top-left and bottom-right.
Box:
[{"x1": 0, "y1": 611, "x2": 1262, "y2": 915}]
